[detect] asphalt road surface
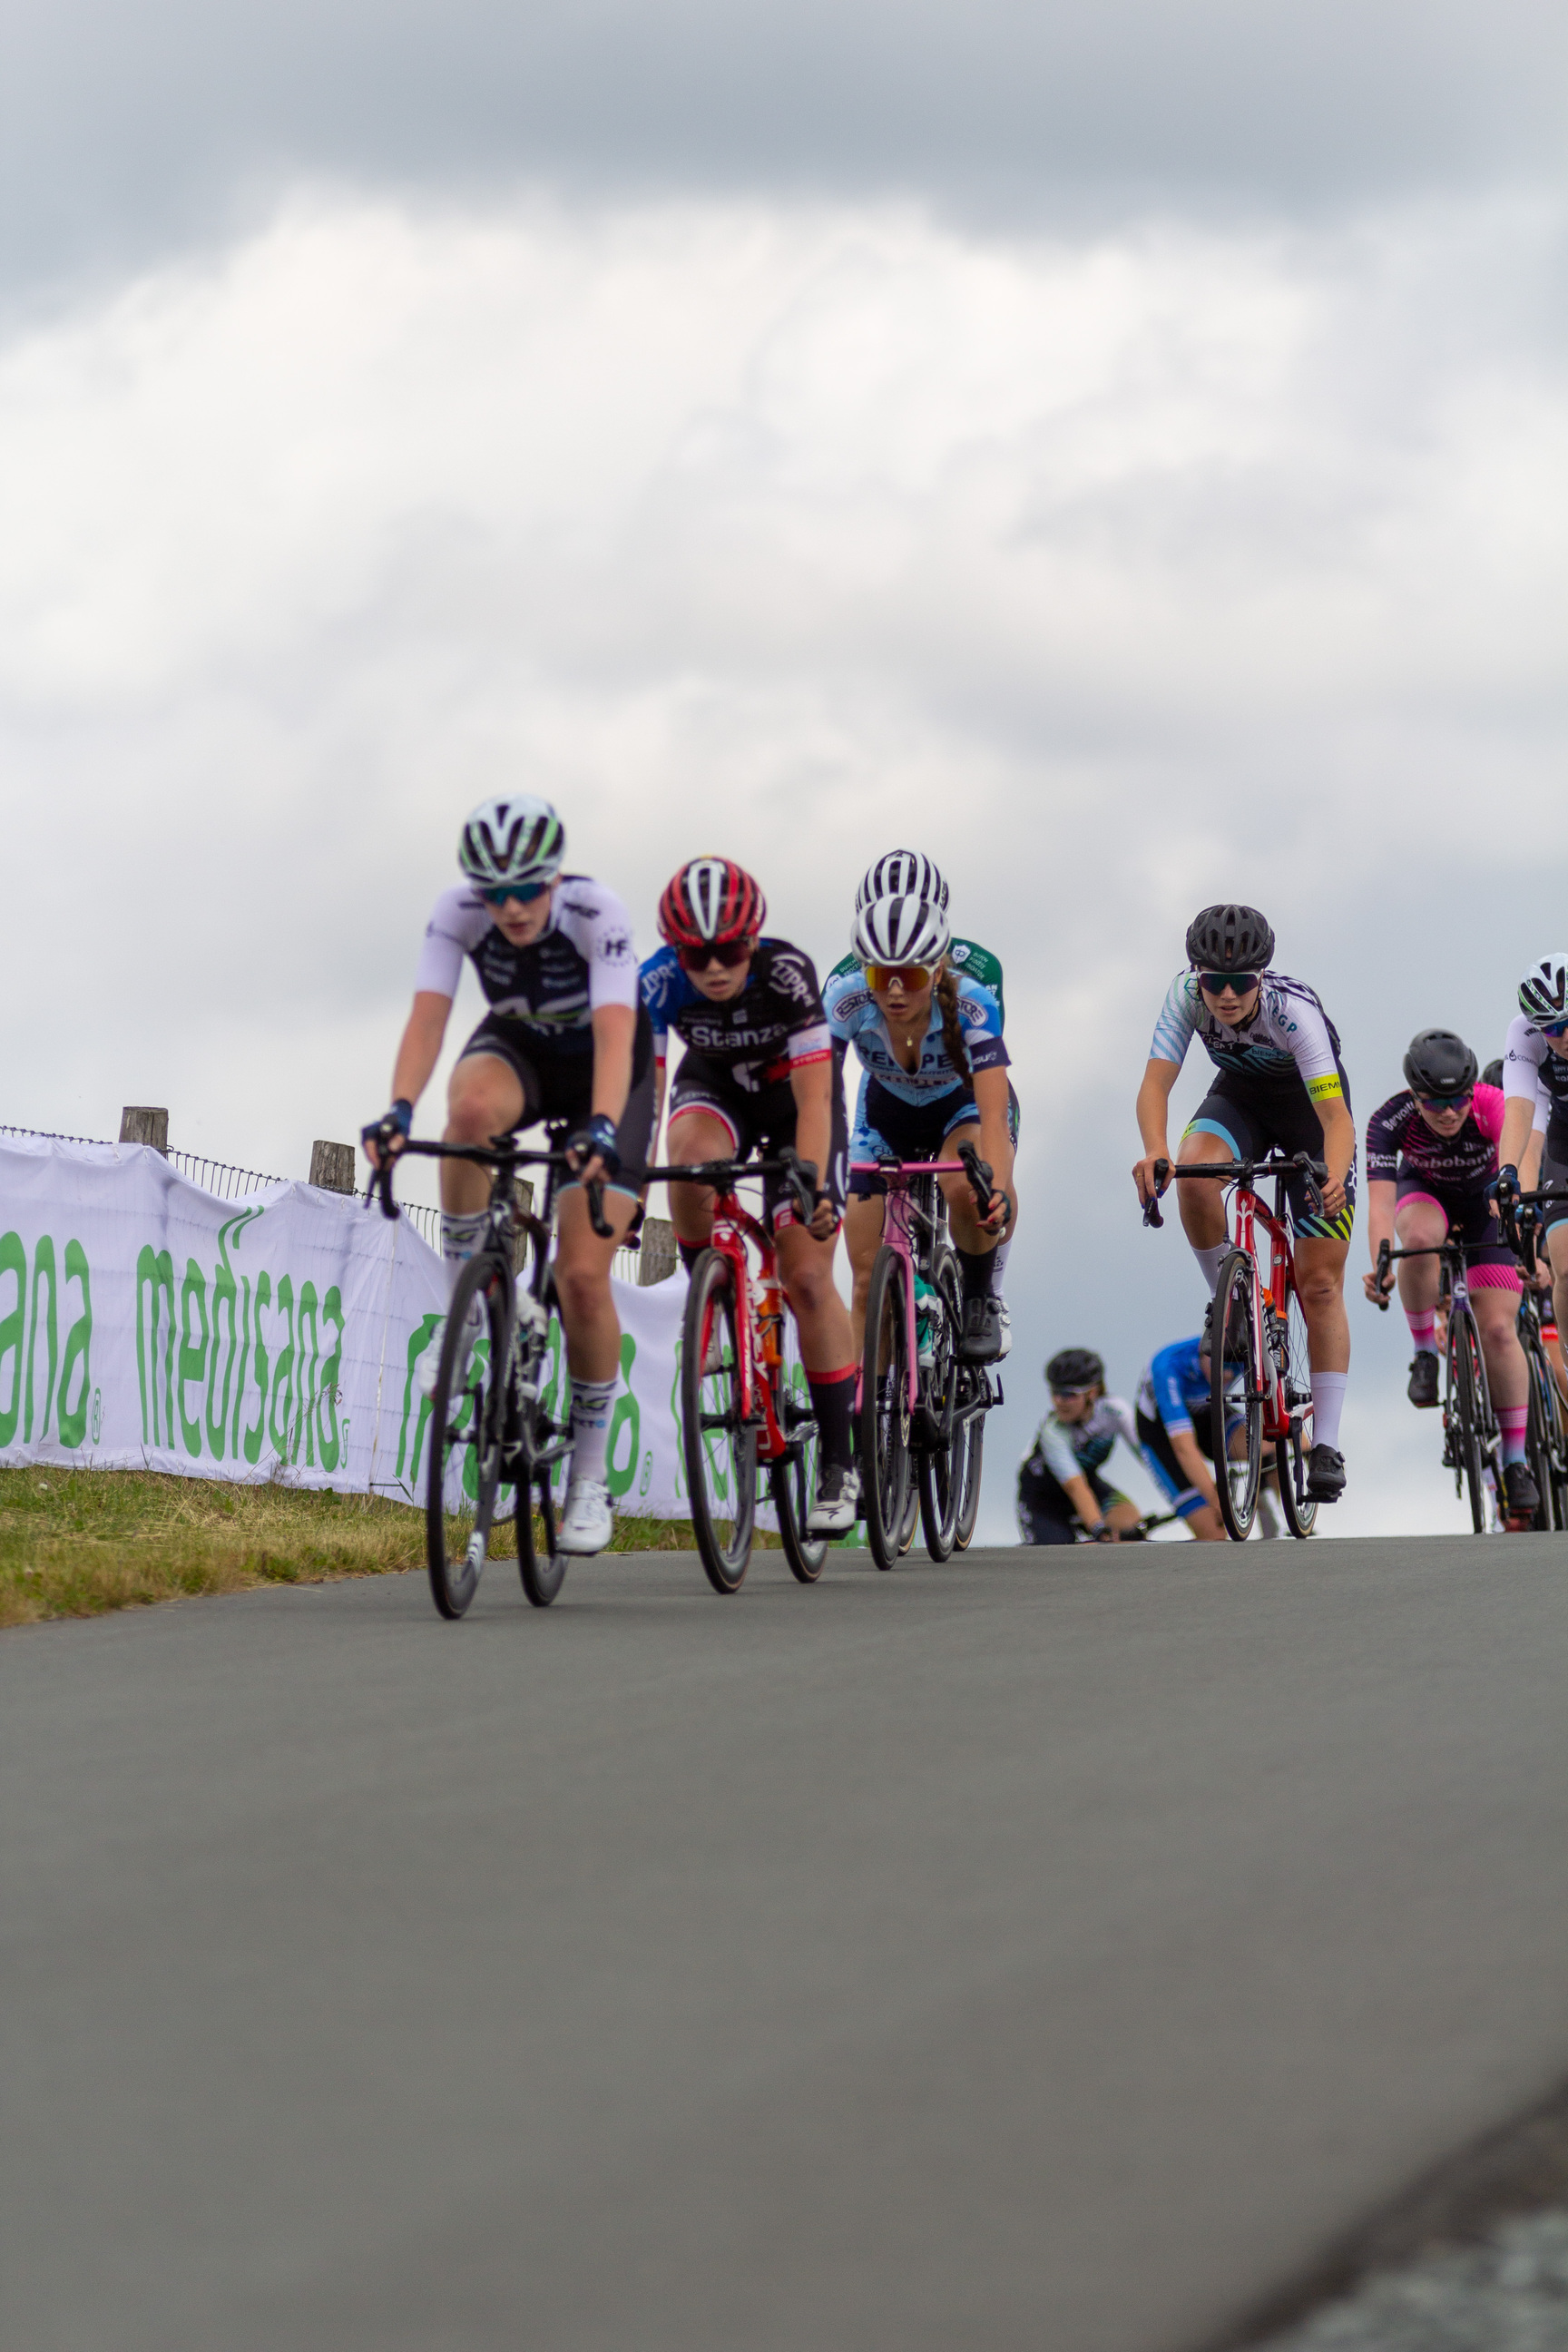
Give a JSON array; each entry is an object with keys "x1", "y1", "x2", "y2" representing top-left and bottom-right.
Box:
[{"x1": 5, "y1": 1535, "x2": 1568, "y2": 2352}]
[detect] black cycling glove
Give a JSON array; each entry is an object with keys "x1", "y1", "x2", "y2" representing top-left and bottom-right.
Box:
[{"x1": 566, "y1": 1113, "x2": 621, "y2": 1180}]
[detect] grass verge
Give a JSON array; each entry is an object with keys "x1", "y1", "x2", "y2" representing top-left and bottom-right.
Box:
[{"x1": 0, "y1": 1467, "x2": 763, "y2": 1628}]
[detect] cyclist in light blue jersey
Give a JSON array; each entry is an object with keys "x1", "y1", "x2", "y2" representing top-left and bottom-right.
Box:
[{"x1": 1135, "y1": 1335, "x2": 1280, "y2": 1540}]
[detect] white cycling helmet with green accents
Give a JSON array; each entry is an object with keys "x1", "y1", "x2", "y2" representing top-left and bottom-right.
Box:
[
  {"x1": 851, "y1": 887, "x2": 952, "y2": 969},
  {"x1": 1519, "y1": 952, "x2": 1568, "y2": 1024},
  {"x1": 457, "y1": 795, "x2": 566, "y2": 889}
]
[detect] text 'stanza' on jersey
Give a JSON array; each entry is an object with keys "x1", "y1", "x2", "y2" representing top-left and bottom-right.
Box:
[
  {"x1": 1136, "y1": 1339, "x2": 1209, "y2": 1438},
  {"x1": 415, "y1": 876, "x2": 640, "y2": 1047},
  {"x1": 1150, "y1": 971, "x2": 1345, "y2": 1105},
  {"x1": 824, "y1": 955, "x2": 1009, "y2": 1108},
  {"x1": 1504, "y1": 1014, "x2": 1568, "y2": 1154},
  {"x1": 1365, "y1": 1082, "x2": 1539, "y2": 1193},
  {"x1": 639, "y1": 940, "x2": 832, "y2": 1094},
  {"x1": 1024, "y1": 1396, "x2": 1139, "y2": 1488}
]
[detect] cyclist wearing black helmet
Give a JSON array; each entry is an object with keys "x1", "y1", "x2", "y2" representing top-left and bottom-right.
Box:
[
  {"x1": 1365, "y1": 1032, "x2": 1540, "y2": 1519},
  {"x1": 1017, "y1": 1349, "x2": 1143, "y2": 1544},
  {"x1": 1132, "y1": 903, "x2": 1356, "y2": 1503}
]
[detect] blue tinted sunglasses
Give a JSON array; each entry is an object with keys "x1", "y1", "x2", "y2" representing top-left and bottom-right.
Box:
[
  {"x1": 1197, "y1": 971, "x2": 1259, "y2": 995},
  {"x1": 1419, "y1": 1092, "x2": 1472, "y2": 1112},
  {"x1": 1538, "y1": 1017, "x2": 1568, "y2": 1039},
  {"x1": 480, "y1": 880, "x2": 550, "y2": 906}
]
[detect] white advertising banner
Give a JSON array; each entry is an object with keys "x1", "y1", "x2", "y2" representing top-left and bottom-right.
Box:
[{"x1": 0, "y1": 1136, "x2": 734, "y2": 1522}]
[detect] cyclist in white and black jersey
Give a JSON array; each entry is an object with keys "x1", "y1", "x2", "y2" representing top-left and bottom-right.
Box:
[
  {"x1": 1132, "y1": 903, "x2": 1356, "y2": 1504},
  {"x1": 1496, "y1": 951, "x2": 1568, "y2": 1353},
  {"x1": 362, "y1": 795, "x2": 652, "y2": 1557}
]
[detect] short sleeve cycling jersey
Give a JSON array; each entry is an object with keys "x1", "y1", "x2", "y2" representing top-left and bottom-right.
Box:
[
  {"x1": 1150, "y1": 971, "x2": 1345, "y2": 1105},
  {"x1": 1503, "y1": 1014, "x2": 1568, "y2": 1152},
  {"x1": 639, "y1": 939, "x2": 832, "y2": 1093},
  {"x1": 1365, "y1": 1082, "x2": 1534, "y2": 1191},
  {"x1": 414, "y1": 876, "x2": 640, "y2": 1047},
  {"x1": 828, "y1": 937, "x2": 1006, "y2": 1024},
  {"x1": 1024, "y1": 1396, "x2": 1139, "y2": 1486},
  {"x1": 1135, "y1": 1339, "x2": 1208, "y2": 1438},
  {"x1": 824, "y1": 963, "x2": 1009, "y2": 1107}
]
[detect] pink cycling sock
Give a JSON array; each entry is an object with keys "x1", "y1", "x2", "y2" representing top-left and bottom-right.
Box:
[
  {"x1": 1497, "y1": 1406, "x2": 1529, "y2": 1466},
  {"x1": 1405, "y1": 1308, "x2": 1437, "y2": 1356}
]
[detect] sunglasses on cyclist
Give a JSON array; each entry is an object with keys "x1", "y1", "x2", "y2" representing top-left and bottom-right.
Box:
[
  {"x1": 1419, "y1": 1092, "x2": 1473, "y2": 1112},
  {"x1": 862, "y1": 962, "x2": 934, "y2": 992},
  {"x1": 479, "y1": 880, "x2": 551, "y2": 906},
  {"x1": 1196, "y1": 971, "x2": 1260, "y2": 996},
  {"x1": 1538, "y1": 1018, "x2": 1568, "y2": 1039},
  {"x1": 677, "y1": 939, "x2": 752, "y2": 972},
  {"x1": 1050, "y1": 1386, "x2": 1095, "y2": 1401}
]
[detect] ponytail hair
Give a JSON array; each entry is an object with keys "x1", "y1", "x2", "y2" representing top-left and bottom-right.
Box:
[{"x1": 934, "y1": 962, "x2": 972, "y2": 1082}]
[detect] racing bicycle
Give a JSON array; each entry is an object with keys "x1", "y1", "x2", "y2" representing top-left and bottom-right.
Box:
[
  {"x1": 1494, "y1": 1188, "x2": 1568, "y2": 1528},
  {"x1": 642, "y1": 1147, "x2": 827, "y2": 1596},
  {"x1": 1143, "y1": 1153, "x2": 1323, "y2": 1540},
  {"x1": 369, "y1": 1128, "x2": 613, "y2": 1615},
  {"x1": 857, "y1": 1142, "x2": 1000, "y2": 1570},
  {"x1": 1371, "y1": 1233, "x2": 1504, "y2": 1534}
]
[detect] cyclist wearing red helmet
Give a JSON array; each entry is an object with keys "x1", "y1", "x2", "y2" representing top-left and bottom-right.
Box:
[{"x1": 641, "y1": 857, "x2": 859, "y2": 1534}]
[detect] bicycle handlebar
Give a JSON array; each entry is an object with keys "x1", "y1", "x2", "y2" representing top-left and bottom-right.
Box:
[
  {"x1": 367, "y1": 1133, "x2": 612, "y2": 1240},
  {"x1": 644, "y1": 1144, "x2": 818, "y2": 1229},
  {"x1": 1141, "y1": 1152, "x2": 1328, "y2": 1230}
]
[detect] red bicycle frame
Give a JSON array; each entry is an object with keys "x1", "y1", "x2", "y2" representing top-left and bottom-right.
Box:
[
  {"x1": 697, "y1": 1183, "x2": 792, "y2": 1465},
  {"x1": 1229, "y1": 1174, "x2": 1298, "y2": 1442}
]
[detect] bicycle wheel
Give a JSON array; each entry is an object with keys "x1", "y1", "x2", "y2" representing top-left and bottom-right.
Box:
[
  {"x1": 1211, "y1": 1250, "x2": 1264, "y2": 1541},
  {"x1": 1275, "y1": 1283, "x2": 1318, "y2": 1538},
  {"x1": 1448, "y1": 1307, "x2": 1499, "y2": 1534},
  {"x1": 1524, "y1": 1342, "x2": 1558, "y2": 1532},
  {"x1": 426, "y1": 1252, "x2": 512, "y2": 1620},
  {"x1": 860, "y1": 1246, "x2": 913, "y2": 1570},
  {"x1": 770, "y1": 1387, "x2": 828, "y2": 1584},
  {"x1": 952, "y1": 1381, "x2": 986, "y2": 1550},
  {"x1": 917, "y1": 1252, "x2": 965, "y2": 1561},
  {"x1": 681, "y1": 1249, "x2": 757, "y2": 1594}
]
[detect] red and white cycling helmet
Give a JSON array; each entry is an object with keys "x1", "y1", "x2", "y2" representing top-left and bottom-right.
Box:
[{"x1": 658, "y1": 857, "x2": 767, "y2": 947}]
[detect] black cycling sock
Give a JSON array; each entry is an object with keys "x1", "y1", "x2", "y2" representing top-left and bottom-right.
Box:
[
  {"x1": 956, "y1": 1246, "x2": 994, "y2": 1302},
  {"x1": 677, "y1": 1240, "x2": 704, "y2": 1275},
  {"x1": 807, "y1": 1366, "x2": 857, "y2": 1472}
]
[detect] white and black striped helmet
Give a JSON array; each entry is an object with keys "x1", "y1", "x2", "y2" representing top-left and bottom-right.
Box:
[
  {"x1": 457, "y1": 795, "x2": 566, "y2": 888},
  {"x1": 855, "y1": 849, "x2": 949, "y2": 915},
  {"x1": 1518, "y1": 953, "x2": 1568, "y2": 1023},
  {"x1": 851, "y1": 890, "x2": 951, "y2": 968}
]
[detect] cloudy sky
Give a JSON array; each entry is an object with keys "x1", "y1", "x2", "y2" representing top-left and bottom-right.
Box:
[{"x1": 2, "y1": 0, "x2": 1564, "y2": 1538}]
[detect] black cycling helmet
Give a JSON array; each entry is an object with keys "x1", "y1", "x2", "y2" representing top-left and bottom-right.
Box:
[
  {"x1": 1046, "y1": 1348, "x2": 1104, "y2": 1392},
  {"x1": 1482, "y1": 1057, "x2": 1504, "y2": 1091},
  {"x1": 1403, "y1": 1028, "x2": 1478, "y2": 1101},
  {"x1": 1185, "y1": 903, "x2": 1275, "y2": 975}
]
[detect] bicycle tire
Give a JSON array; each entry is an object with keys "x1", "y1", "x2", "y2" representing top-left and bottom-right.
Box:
[
  {"x1": 952, "y1": 1395, "x2": 985, "y2": 1550},
  {"x1": 860, "y1": 1246, "x2": 914, "y2": 1570},
  {"x1": 1448, "y1": 1307, "x2": 1498, "y2": 1534},
  {"x1": 771, "y1": 1388, "x2": 828, "y2": 1584},
  {"x1": 517, "y1": 1469, "x2": 568, "y2": 1608},
  {"x1": 897, "y1": 1484, "x2": 921, "y2": 1556},
  {"x1": 681, "y1": 1249, "x2": 757, "y2": 1594},
  {"x1": 917, "y1": 1251, "x2": 965, "y2": 1561},
  {"x1": 1211, "y1": 1249, "x2": 1263, "y2": 1541},
  {"x1": 1524, "y1": 1341, "x2": 1557, "y2": 1532},
  {"x1": 425, "y1": 1252, "x2": 512, "y2": 1620},
  {"x1": 1276, "y1": 1283, "x2": 1318, "y2": 1538}
]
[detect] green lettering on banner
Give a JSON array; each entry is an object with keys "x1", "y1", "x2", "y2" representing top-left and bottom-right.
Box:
[
  {"x1": 396, "y1": 1314, "x2": 441, "y2": 1482},
  {"x1": 178, "y1": 1260, "x2": 209, "y2": 1456},
  {"x1": 268, "y1": 1275, "x2": 296, "y2": 1459},
  {"x1": 539, "y1": 1319, "x2": 568, "y2": 1494},
  {"x1": 316, "y1": 1287, "x2": 344, "y2": 1473},
  {"x1": 57, "y1": 1241, "x2": 93, "y2": 1449},
  {"x1": 668, "y1": 1333, "x2": 686, "y2": 1502},
  {"x1": 606, "y1": 1332, "x2": 640, "y2": 1500},
  {"x1": 290, "y1": 1281, "x2": 321, "y2": 1466},
  {"x1": 204, "y1": 1210, "x2": 259, "y2": 1463},
  {"x1": 0, "y1": 1231, "x2": 25, "y2": 1446},
  {"x1": 135, "y1": 1247, "x2": 177, "y2": 1447},
  {"x1": 24, "y1": 1237, "x2": 57, "y2": 1442},
  {"x1": 242, "y1": 1272, "x2": 272, "y2": 1465}
]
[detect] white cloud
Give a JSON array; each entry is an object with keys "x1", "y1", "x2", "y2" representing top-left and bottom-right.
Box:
[{"x1": 0, "y1": 184, "x2": 1563, "y2": 1534}]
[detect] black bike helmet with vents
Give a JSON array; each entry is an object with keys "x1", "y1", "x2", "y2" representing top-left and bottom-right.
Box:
[
  {"x1": 1482, "y1": 1058, "x2": 1504, "y2": 1091},
  {"x1": 1045, "y1": 1348, "x2": 1104, "y2": 1392},
  {"x1": 1403, "y1": 1029, "x2": 1478, "y2": 1100},
  {"x1": 1184, "y1": 904, "x2": 1275, "y2": 975}
]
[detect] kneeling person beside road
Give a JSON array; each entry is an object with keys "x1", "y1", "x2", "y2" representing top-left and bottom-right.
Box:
[
  {"x1": 1018, "y1": 1349, "x2": 1145, "y2": 1544},
  {"x1": 1136, "y1": 1332, "x2": 1281, "y2": 1541}
]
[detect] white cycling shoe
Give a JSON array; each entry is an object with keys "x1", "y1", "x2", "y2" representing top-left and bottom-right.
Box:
[
  {"x1": 557, "y1": 1477, "x2": 614, "y2": 1555},
  {"x1": 808, "y1": 1462, "x2": 861, "y2": 1535},
  {"x1": 415, "y1": 1302, "x2": 485, "y2": 1399}
]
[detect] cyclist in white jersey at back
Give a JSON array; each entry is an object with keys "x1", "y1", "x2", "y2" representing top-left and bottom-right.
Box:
[
  {"x1": 1496, "y1": 951, "x2": 1568, "y2": 1353},
  {"x1": 1132, "y1": 902, "x2": 1356, "y2": 1504},
  {"x1": 822, "y1": 851, "x2": 1017, "y2": 1365},
  {"x1": 361, "y1": 795, "x2": 652, "y2": 1557}
]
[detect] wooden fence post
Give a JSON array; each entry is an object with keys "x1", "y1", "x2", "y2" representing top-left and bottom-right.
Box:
[
  {"x1": 119, "y1": 1106, "x2": 168, "y2": 1154},
  {"x1": 309, "y1": 1141, "x2": 358, "y2": 1194},
  {"x1": 637, "y1": 1216, "x2": 679, "y2": 1285}
]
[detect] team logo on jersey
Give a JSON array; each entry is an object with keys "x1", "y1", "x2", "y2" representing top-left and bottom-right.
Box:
[
  {"x1": 950, "y1": 944, "x2": 969, "y2": 965},
  {"x1": 600, "y1": 931, "x2": 634, "y2": 963},
  {"x1": 771, "y1": 953, "x2": 816, "y2": 1007}
]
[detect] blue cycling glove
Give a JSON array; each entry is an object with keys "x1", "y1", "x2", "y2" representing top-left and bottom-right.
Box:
[
  {"x1": 567, "y1": 1112, "x2": 621, "y2": 1180},
  {"x1": 361, "y1": 1099, "x2": 413, "y2": 1154}
]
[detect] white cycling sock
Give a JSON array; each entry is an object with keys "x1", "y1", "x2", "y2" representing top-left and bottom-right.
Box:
[
  {"x1": 987, "y1": 1238, "x2": 1012, "y2": 1297},
  {"x1": 568, "y1": 1376, "x2": 617, "y2": 1485},
  {"x1": 1310, "y1": 1371, "x2": 1348, "y2": 1453},
  {"x1": 440, "y1": 1210, "x2": 488, "y2": 1298},
  {"x1": 1192, "y1": 1242, "x2": 1229, "y2": 1296}
]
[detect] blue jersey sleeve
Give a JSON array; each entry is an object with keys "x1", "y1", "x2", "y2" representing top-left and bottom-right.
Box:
[
  {"x1": 956, "y1": 979, "x2": 1010, "y2": 1075},
  {"x1": 1151, "y1": 1338, "x2": 1204, "y2": 1436},
  {"x1": 639, "y1": 946, "x2": 688, "y2": 1050},
  {"x1": 1150, "y1": 972, "x2": 1200, "y2": 1069}
]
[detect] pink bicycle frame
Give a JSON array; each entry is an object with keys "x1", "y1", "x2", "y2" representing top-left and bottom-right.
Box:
[{"x1": 849, "y1": 1160, "x2": 965, "y2": 1412}]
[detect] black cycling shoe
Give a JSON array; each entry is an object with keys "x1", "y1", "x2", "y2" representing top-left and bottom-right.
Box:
[
  {"x1": 959, "y1": 1296, "x2": 1004, "y2": 1364},
  {"x1": 1406, "y1": 1351, "x2": 1439, "y2": 1408},
  {"x1": 1503, "y1": 1460, "x2": 1541, "y2": 1524},
  {"x1": 1305, "y1": 1444, "x2": 1346, "y2": 1502}
]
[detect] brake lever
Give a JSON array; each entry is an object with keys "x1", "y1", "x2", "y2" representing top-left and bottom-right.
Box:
[
  {"x1": 1142, "y1": 1155, "x2": 1169, "y2": 1230},
  {"x1": 585, "y1": 1178, "x2": 612, "y2": 1240},
  {"x1": 779, "y1": 1144, "x2": 818, "y2": 1227},
  {"x1": 956, "y1": 1140, "x2": 995, "y2": 1217},
  {"x1": 369, "y1": 1156, "x2": 400, "y2": 1222},
  {"x1": 1374, "y1": 1238, "x2": 1391, "y2": 1310}
]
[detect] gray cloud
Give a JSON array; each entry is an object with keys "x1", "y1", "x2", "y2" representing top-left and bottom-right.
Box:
[{"x1": 4, "y1": 0, "x2": 1565, "y2": 298}]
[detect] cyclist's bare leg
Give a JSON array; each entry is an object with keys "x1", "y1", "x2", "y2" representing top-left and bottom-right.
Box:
[
  {"x1": 1391, "y1": 1196, "x2": 1446, "y2": 1313},
  {"x1": 1174, "y1": 1127, "x2": 1234, "y2": 1250},
  {"x1": 1473, "y1": 1282, "x2": 1528, "y2": 1415},
  {"x1": 844, "y1": 1192, "x2": 887, "y2": 1355},
  {"x1": 775, "y1": 1220, "x2": 854, "y2": 1373},
  {"x1": 938, "y1": 1117, "x2": 1018, "y2": 1257},
  {"x1": 1183, "y1": 1503, "x2": 1227, "y2": 1541},
  {"x1": 664, "y1": 1108, "x2": 735, "y2": 1250},
  {"x1": 554, "y1": 1182, "x2": 638, "y2": 1385},
  {"x1": 442, "y1": 1054, "x2": 525, "y2": 1215},
  {"x1": 1293, "y1": 1233, "x2": 1351, "y2": 1374}
]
